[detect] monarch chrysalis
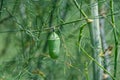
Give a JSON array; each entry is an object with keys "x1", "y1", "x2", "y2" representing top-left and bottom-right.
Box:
[{"x1": 48, "y1": 32, "x2": 60, "y2": 59}]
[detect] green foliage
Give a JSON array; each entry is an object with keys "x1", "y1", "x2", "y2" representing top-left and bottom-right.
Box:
[{"x1": 0, "y1": 0, "x2": 120, "y2": 80}]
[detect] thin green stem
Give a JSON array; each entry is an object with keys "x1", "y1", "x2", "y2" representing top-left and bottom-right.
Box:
[
  {"x1": 56, "y1": 18, "x2": 86, "y2": 27},
  {"x1": 0, "y1": 0, "x2": 4, "y2": 17},
  {"x1": 110, "y1": 0, "x2": 115, "y2": 26},
  {"x1": 110, "y1": 0, "x2": 119, "y2": 80},
  {"x1": 78, "y1": 23, "x2": 87, "y2": 43},
  {"x1": 73, "y1": 0, "x2": 88, "y2": 19},
  {"x1": 85, "y1": 62, "x2": 90, "y2": 80}
]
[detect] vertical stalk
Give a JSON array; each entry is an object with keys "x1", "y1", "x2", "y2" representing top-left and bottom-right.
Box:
[
  {"x1": 110, "y1": 0, "x2": 118, "y2": 80},
  {"x1": 85, "y1": 62, "x2": 90, "y2": 80},
  {"x1": 99, "y1": 3, "x2": 112, "y2": 80},
  {"x1": 100, "y1": 18, "x2": 112, "y2": 80},
  {"x1": 0, "y1": 0, "x2": 3, "y2": 17},
  {"x1": 90, "y1": 0, "x2": 103, "y2": 80}
]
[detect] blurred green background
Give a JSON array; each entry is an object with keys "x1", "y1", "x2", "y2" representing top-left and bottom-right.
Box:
[{"x1": 0, "y1": 0, "x2": 120, "y2": 80}]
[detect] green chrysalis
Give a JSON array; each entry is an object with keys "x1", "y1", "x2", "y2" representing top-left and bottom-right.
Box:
[{"x1": 48, "y1": 32, "x2": 60, "y2": 59}]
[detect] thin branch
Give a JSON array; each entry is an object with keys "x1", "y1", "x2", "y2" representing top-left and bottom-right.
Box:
[
  {"x1": 110, "y1": 0, "x2": 119, "y2": 80},
  {"x1": 73, "y1": 0, "x2": 88, "y2": 19}
]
